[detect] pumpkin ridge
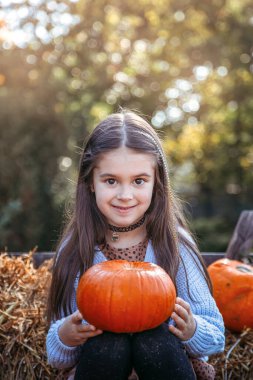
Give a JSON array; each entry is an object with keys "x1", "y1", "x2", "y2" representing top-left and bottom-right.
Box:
[
  {"x1": 109, "y1": 267, "x2": 123, "y2": 331},
  {"x1": 89, "y1": 269, "x2": 103, "y2": 327},
  {"x1": 159, "y1": 274, "x2": 170, "y2": 322},
  {"x1": 120, "y1": 266, "x2": 132, "y2": 332},
  {"x1": 93, "y1": 271, "x2": 103, "y2": 327},
  {"x1": 134, "y1": 270, "x2": 143, "y2": 332},
  {"x1": 149, "y1": 274, "x2": 162, "y2": 329},
  {"x1": 139, "y1": 268, "x2": 151, "y2": 330}
]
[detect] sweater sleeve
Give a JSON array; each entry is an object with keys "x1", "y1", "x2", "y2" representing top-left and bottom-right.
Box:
[
  {"x1": 174, "y1": 244, "x2": 225, "y2": 358},
  {"x1": 46, "y1": 250, "x2": 107, "y2": 369},
  {"x1": 46, "y1": 316, "x2": 82, "y2": 369},
  {"x1": 46, "y1": 276, "x2": 84, "y2": 369}
]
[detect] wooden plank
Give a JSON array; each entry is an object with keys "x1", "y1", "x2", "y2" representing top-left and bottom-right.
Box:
[
  {"x1": 201, "y1": 252, "x2": 225, "y2": 266},
  {"x1": 4, "y1": 251, "x2": 253, "y2": 268},
  {"x1": 5, "y1": 251, "x2": 225, "y2": 267}
]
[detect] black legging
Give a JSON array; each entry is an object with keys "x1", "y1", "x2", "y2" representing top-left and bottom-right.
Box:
[{"x1": 74, "y1": 323, "x2": 196, "y2": 380}]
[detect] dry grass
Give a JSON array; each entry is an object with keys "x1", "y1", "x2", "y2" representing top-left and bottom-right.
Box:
[
  {"x1": 0, "y1": 251, "x2": 65, "y2": 379},
  {"x1": 209, "y1": 328, "x2": 253, "y2": 379}
]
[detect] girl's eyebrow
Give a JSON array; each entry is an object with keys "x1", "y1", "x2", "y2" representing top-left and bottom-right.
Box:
[
  {"x1": 99, "y1": 172, "x2": 152, "y2": 178},
  {"x1": 133, "y1": 173, "x2": 152, "y2": 177}
]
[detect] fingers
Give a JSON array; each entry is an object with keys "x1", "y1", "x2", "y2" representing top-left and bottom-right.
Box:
[
  {"x1": 169, "y1": 297, "x2": 196, "y2": 341},
  {"x1": 75, "y1": 326, "x2": 103, "y2": 346},
  {"x1": 171, "y1": 298, "x2": 190, "y2": 325},
  {"x1": 71, "y1": 310, "x2": 83, "y2": 324},
  {"x1": 169, "y1": 313, "x2": 190, "y2": 341},
  {"x1": 169, "y1": 309, "x2": 187, "y2": 340},
  {"x1": 78, "y1": 328, "x2": 103, "y2": 339},
  {"x1": 169, "y1": 323, "x2": 184, "y2": 340},
  {"x1": 174, "y1": 302, "x2": 190, "y2": 322},
  {"x1": 176, "y1": 297, "x2": 191, "y2": 313},
  {"x1": 59, "y1": 311, "x2": 103, "y2": 347},
  {"x1": 77, "y1": 323, "x2": 102, "y2": 334},
  {"x1": 71, "y1": 311, "x2": 103, "y2": 335},
  {"x1": 171, "y1": 309, "x2": 187, "y2": 329},
  {"x1": 77, "y1": 324, "x2": 95, "y2": 332}
]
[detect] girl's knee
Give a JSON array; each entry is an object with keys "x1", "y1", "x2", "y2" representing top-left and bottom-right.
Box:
[
  {"x1": 75, "y1": 333, "x2": 132, "y2": 380},
  {"x1": 132, "y1": 325, "x2": 196, "y2": 379},
  {"x1": 132, "y1": 324, "x2": 185, "y2": 362},
  {"x1": 82, "y1": 331, "x2": 131, "y2": 362}
]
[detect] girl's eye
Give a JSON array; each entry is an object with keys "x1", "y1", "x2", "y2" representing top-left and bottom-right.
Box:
[
  {"x1": 134, "y1": 178, "x2": 145, "y2": 185},
  {"x1": 106, "y1": 178, "x2": 116, "y2": 185}
]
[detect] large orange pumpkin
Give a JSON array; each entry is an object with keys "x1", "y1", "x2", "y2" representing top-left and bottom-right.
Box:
[
  {"x1": 208, "y1": 258, "x2": 253, "y2": 332},
  {"x1": 77, "y1": 259, "x2": 176, "y2": 333}
]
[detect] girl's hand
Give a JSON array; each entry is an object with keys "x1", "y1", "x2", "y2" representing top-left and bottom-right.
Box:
[
  {"x1": 58, "y1": 310, "x2": 103, "y2": 347},
  {"x1": 169, "y1": 297, "x2": 196, "y2": 341}
]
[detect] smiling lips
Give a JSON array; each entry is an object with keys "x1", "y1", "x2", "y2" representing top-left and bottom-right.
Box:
[{"x1": 112, "y1": 205, "x2": 136, "y2": 211}]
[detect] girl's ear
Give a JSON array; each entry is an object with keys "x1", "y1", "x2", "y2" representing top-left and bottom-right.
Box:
[{"x1": 90, "y1": 183, "x2": 95, "y2": 192}]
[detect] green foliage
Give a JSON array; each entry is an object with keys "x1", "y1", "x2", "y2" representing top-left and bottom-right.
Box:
[
  {"x1": 0, "y1": 0, "x2": 252, "y2": 251},
  {"x1": 190, "y1": 217, "x2": 234, "y2": 253}
]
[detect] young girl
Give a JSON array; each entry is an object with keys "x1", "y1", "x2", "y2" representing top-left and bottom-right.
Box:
[{"x1": 46, "y1": 110, "x2": 225, "y2": 380}]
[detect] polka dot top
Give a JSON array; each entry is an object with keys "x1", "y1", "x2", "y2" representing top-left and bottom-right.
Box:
[{"x1": 100, "y1": 238, "x2": 148, "y2": 262}]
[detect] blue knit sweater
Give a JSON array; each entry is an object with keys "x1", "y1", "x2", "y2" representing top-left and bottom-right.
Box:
[{"x1": 46, "y1": 241, "x2": 225, "y2": 369}]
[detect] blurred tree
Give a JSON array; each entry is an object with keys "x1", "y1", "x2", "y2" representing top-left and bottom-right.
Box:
[
  {"x1": 0, "y1": 0, "x2": 252, "y2": 251},
  {"x1": 0, "y1": 48, "x2": 67, "y2": 250},
  {"x1": 162, "y1": 0, "x2": 253, "y2": 240}
]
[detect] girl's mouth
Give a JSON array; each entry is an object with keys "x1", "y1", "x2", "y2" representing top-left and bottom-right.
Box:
[{"x1": 112, "y1": 205, "x2": 136, "y2": 210}]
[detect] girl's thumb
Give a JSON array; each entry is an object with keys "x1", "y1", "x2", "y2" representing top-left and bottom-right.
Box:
[{"x1": 72, "y1": 310, "x2": 83, "y2": 323}]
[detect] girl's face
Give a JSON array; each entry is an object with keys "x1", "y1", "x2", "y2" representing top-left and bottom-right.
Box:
[{"x1": 92, "y1": 146, "x2": 156, "y2": 227}]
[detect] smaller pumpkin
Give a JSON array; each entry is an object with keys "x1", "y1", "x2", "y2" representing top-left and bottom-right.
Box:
[
  {"x1": 77, "y1": 259, "x2": 176, "y2": 333},
  {"x1": 208, "y1": 258, "x2": 253, "y2": 332}
]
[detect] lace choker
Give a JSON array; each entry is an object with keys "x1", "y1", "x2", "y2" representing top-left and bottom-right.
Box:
[{"x1": 108, "y1": 216, "x2": 146, "y2": 242}]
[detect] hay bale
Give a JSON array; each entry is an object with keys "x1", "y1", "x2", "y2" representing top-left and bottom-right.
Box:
[
  {"x1": 0, "y1": 251, "x2": 63, "y2": 379},
  {"x1": 210, "y1": 329, "x2": 253, "y2": 379},
  {"x1": 0, "y1": 252, "x2": 252, "y2": 379}
]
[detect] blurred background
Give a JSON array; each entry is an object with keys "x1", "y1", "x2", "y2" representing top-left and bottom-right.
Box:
[{"x1": 0, "y1": 0, "x2": 252, "y2": 253}]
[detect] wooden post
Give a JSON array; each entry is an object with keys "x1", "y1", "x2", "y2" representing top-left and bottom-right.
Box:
[{"x1": 226, "y1": 210, "x2": 253, "y2": 260}]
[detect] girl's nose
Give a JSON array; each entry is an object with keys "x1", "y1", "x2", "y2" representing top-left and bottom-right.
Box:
[{"x1": 116, "y1": 186, "x2": 133, "y2": 200}]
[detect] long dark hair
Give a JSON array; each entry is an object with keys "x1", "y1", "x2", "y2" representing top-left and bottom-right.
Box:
[{"x1": 47, "y1": 110, "x2": 212, "y2": 322}]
